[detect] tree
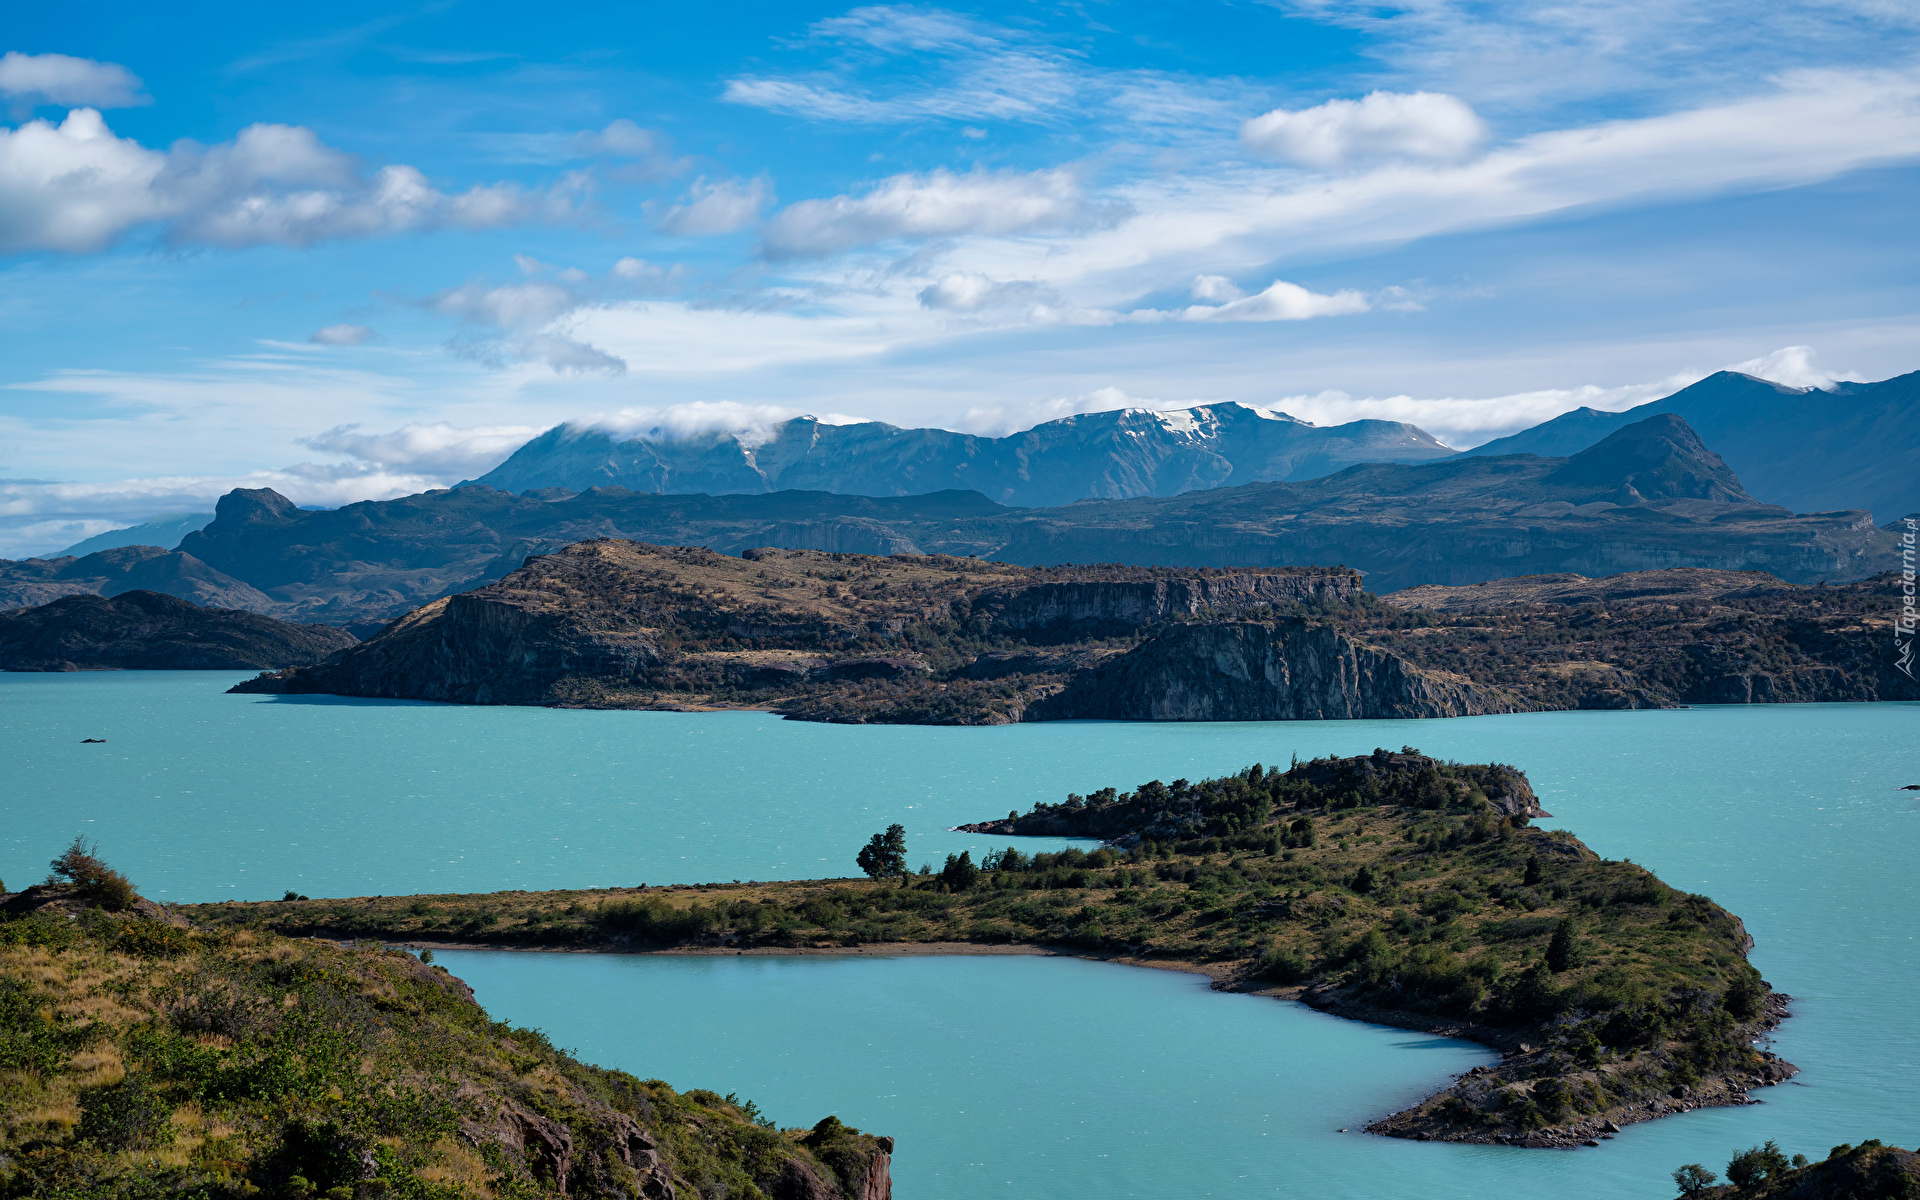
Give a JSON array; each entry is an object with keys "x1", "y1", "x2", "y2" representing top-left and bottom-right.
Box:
[
  {"x1": 940, "y1": 852, "x2": 979, "y2": 892},
  {"x1": 855, "y1": 825, "x2": 907, "y2": 880},
  {"x1": 47, "y1": 836, "x2": 136, "y2": 911},
  {"x1": 1522, "y1": 855, "x2": 1543, "y2": 886},
  {"x1": 1546, "y1": 918, "x2": 1582, "y2": 973},
  {"x1": 1672, "y1": 1164, "x2": 1718, "y2": 1196},
  {"x1": 1723, "y1": 970, "x2": 1765, "y2": 1020},
  {"x1": 1727, "y1": 1141, "x2": 1790, "y2": 1189},
  {"x1": 1349, "y1": 865, "x2": 1376, "y2": 894}
]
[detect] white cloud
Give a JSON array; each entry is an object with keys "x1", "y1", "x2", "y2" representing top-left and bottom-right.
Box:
[
  {"x1": 917, "y1": 272, "x2": 1059, "y2": 311},
  {"x1": 1119, "y1": 278, "x2": 1372, "y2": 323},
  {"x1": 1241, "y1": 91, "x2": 1489, "y2": 168},
  {"x1": 0, "y1": 51, "x2": 148, "y2": 111},
  {"x1": 0, "y1": 108, "x2": 581, "y2": 254},
  {"x1": 1189, "y1": 274, "x2": 1244, "y2": 302},
  {"x1": 1726, "y1": 344, "x2": 1865, "y2": 389},
  {"x1": 297, "y1": 421, "x2": 544, "y2": 476},
  {"x1": 309, "y1": 324, "x2": 375, "y2": 346},
  {"x1": 657, "y1": 175, "x2": 773, "y2": 236},
  {"x1": 579, "y1": 401, "x2": 867, "y2": 446},
  {"x1": 762, "y1": 166, "x2": 1101, "y2": 257}
]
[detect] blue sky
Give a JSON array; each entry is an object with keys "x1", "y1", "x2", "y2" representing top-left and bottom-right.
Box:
[{"x1": 2, "y1": 0, "x2": 1918, "y2": 554}]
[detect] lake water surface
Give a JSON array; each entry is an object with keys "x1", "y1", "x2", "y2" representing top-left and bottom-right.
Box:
[{"x1": 3, "y1": 674, "x2": 1915, "y2": 1198}]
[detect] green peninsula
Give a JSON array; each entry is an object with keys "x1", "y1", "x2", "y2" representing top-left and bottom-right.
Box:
[{"x1": 189, "y1": 751, "x2": 1794, "y2": 1149}]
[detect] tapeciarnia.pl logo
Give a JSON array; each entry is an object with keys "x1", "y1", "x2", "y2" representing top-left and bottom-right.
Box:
[{"x1": 1898, "y1": 516, "x2": 1916, "y2": 681}]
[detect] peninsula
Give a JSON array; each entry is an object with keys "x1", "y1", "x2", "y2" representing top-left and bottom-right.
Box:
[{"x1": 187, "y1": 752, "x2": 1794, "y2": 1150}]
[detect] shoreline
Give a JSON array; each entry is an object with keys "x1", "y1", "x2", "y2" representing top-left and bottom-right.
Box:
[{"x1": 364, "y1": 933, "x2": 1794, "y2": 1148}]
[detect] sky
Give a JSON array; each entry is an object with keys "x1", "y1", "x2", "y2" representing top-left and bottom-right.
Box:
[{"x1": 2, "y1": 0, "x2": 1918, "y2": 556}]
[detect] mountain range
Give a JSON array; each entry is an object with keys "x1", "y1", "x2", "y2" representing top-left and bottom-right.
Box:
[
  {"x1": 464, "y1": 404, "x2": 1459, "y2": 507},
  {"x1": 465, "y1": 369, "x2": 1919, "y2": 520},
  {"x1": 25, "y1": 412, "x2": 1878, "y2": 622},
  {"x1": 1464, "y1": 369, "x2": 1919, "y2": 520}
]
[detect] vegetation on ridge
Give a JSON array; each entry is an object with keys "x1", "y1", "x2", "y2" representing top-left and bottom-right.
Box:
[{"x1": 0, "y1": 846, "x2": 890, "y2": 1200}]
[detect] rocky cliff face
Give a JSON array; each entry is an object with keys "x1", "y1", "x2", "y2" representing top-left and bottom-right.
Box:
[
  {"x1": 0, "y1": 590, "x2": 356, "y2": 671},
  {"x1": 1029, "y1": 620, "x2": 1527, "y2": 721},
  {"x1": 968, "y1": 571, "x2": 1362, "y2": 640}
]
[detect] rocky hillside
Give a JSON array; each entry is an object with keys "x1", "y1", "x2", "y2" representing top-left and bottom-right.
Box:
[
  {"x1": 0, "y1": 590, "x2": 357, "y2": 671},
  {"x1": 0, "y1": 546, "x2": 273, "y2": 614},
  {"x1": 1668, "y1": 1140, "x2": 1920, "y2": 1198},
  {"x1": 1367, "y1": 568, "x2": 1917, "y2": 708},
  {"x1": 196, "y1": 752, "x2": 1792, "y2": 1151},
  {"x1": 150, "y1": 414, "x2": 1902, "y2": 623},
  {"x1": 0, "y1": 855, "x2": 891, "y2": 1200},
  {"x1": 232, "y1": 542, "x2": 1377, "y2": 719},
  {"x1": 231, "y1": 542, "x2": 1914, "y2": 720},
  {"x1": 464, "y1": 403, "x2": 1457, "y2": 506}
]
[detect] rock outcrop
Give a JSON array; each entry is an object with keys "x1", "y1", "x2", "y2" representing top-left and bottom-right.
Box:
[
  {"x1": 0, "y1": 590, "x2": 356, "y2": 671},
  {"x1": 1027, "y1": 620, "x2": 1526, "y2": 721},
  {"x1": 967, "y1": 571, "x2": 1362, "y2": 640}
]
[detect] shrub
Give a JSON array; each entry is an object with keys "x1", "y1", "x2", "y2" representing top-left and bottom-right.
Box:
[
  {"x1": 78, "y1": 1074, "x2": 172, "y2": 1151},
  {"x1": 1546, "y1": 919, "x2": 1583, "y2": 973},
  {"x1": 1722, "y1": 970, "x2": 1765, "y2": 1020},
  {"x1": 47, "y1": 836, "x2": 137, "y2": 911},
  {"x1": 1252, "y1": 944, "x2": 1311, "y2": 983},
  {"x1": 1726, "y1": 1140, "x2": 1791, "y2": 1189},
  {"x1": 1672, "y1": 1163, "x2": 1718, "y2": 1196}
]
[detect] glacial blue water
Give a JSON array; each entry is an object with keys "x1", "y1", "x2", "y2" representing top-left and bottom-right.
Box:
[{"x1": 3, "y1": 672, "x2": 1916, "y2": 1197}]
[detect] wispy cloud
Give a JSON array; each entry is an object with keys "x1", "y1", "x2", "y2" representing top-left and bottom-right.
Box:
[{"x1": 762, "y1": 166, "x2": 1110, "y2": 258}]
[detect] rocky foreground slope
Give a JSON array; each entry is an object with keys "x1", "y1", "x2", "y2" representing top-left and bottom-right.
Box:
[
  {"x1": 0, "y1": 590, "x2": 357, "y2": 671},
  {"x1": 0, "y1": 858, "x2": 891, "y2": 1200},
  {"x1": 231, "y1": 542, "x2": 1525, "y2": 721},
  {"x1": 198, "y1": 751, "x2": 1794, "y2": 1152}
]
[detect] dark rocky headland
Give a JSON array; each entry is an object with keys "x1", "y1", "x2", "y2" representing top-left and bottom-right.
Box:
[{"x1": 0, "y1": 589, "x2": 358, "y2": 671}]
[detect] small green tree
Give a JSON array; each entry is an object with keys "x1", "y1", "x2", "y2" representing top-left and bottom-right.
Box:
[
  {"x1": 1522, "y1": 855, "x2": 1543, "y2": 886},
  {"x1": 1672, "y1": 1163, "x2": 1717, "y2": 1196},
  {"x1": 1546, "y1": 918, "x2": 1582, "y2": 973},
  {"x1": 940, "y1": 852, "x2": 979, "y2": 892},
  {"x1": 855, "y1": 825, "x2": 908, "y2": 880},
  {"x1": 1723, "y1": 970, "x2": 1765, "y2": 1020},
  {"x1": 47, "y1": 837, "x2": 136, "y2": 912},
  {"x1": 1726, "y1": 1141, "x2": 1791, "y2": 1189},
  {"x1": 1349, "y1": 865, "x2": 1377, "y2": 894}
]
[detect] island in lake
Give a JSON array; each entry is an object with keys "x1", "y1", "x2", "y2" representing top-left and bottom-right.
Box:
[
  {"x1": 230, "y1": 538, "x2": 1917, "y2": 721},
  {"x1": 191, "y1": 751, "x2": 1794, "y2": 1151}
]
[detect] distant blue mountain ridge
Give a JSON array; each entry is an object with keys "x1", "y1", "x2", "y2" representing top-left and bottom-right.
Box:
[{"x1": 464, "y1": 370, "x2": 1919, "y2": 522}]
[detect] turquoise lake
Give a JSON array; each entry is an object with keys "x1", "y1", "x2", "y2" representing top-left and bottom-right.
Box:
[{"x1": 3, "y1": 672, "x2": 1916, "y2": 1197}]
